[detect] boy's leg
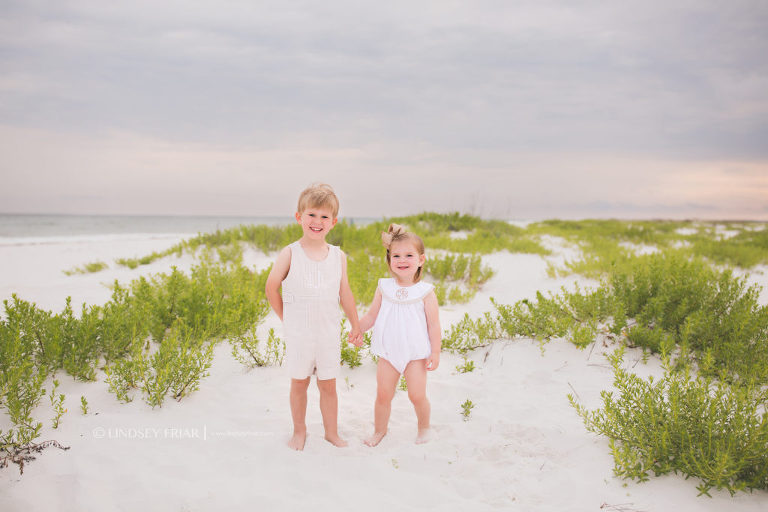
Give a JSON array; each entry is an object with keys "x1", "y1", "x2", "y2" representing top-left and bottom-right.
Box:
[
  {"x1": 364, "y1": 359, "x2": 400, "y2": 447},
  {"x1": 403, "y1": 359, "x2": 431, "y2": 444},
  {"x1": 316, "y1": 378, "x2": 347, "y2": 447},
  {"x1": 288, "y1": 377, "x2": 311, "y2": 450}
]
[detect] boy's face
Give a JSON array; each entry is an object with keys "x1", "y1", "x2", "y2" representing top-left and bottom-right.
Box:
[{"x1": 295, "y1": 206, "x2": 337, "y2": 240}]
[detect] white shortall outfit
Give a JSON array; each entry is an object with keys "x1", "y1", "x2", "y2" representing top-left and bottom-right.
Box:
[
  {"x1": 282, "y1": 241, "x2": 342, "y2": 380},
  {"x1": 371, "y1": 277, "x2": 433, "y2": 374}
]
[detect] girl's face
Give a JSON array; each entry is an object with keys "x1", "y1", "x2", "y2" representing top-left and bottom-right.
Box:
[{"x1": 388, "y1": 240, "x2": 425, "y2": 284}]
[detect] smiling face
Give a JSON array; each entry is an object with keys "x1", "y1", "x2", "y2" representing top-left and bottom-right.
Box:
[
  {"x1": 295, "y1": 207, "x2": 337, "y2": 240},
  {"x1": 388, "y1": 240, "x2": 426, "y2": 284}
]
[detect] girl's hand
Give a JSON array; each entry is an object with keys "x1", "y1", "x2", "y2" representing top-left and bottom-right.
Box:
[
  {"x1": 348, "y1": 327, "x2": 363, "y2": 347},
  {"x1": 427, "y1": 352, "x2": 440, "y2": 371}
]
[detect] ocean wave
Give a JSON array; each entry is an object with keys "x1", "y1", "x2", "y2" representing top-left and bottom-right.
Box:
[{"x1": 0, "y1": 233, "x2": 189, "y2": 247}]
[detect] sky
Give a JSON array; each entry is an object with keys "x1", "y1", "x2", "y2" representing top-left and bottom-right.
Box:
[{"x1": 1, "y1": 1, "x2": 767, "y2": 220}]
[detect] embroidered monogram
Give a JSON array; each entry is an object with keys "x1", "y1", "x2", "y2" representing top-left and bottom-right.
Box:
[{"x1": 395, "y1": 287, "x2": 409, "y2": 300}]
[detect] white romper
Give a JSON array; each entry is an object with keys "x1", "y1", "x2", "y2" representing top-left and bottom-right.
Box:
[
  {"x1": 371, "y1": 278, "x2": 433, "y2": 374},
  {"x1": 282, "y1": 241, "x2": 342, "y2": 380}
]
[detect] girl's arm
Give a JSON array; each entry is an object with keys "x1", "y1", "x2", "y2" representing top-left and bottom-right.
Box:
[
  {"x1": 358, "y1": 287, "x2": 383, "y2": 333},
  {"x1": 339, "y1": 251, "x2": 363, "y2": 345},
  {"x1": 424, "y1": 290, "x2": 441, "y2": 371},
  {"x1": 265, "y1": 246, "x2": 291, "y2": 321}
]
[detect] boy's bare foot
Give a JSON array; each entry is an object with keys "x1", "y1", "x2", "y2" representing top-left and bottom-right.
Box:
[
  {"x1": 287, "y1": 431, "x2": 307, "y2": 451},
  {"x1": 364, "y1": 431, "x2": 387, "y2": 447},
  {"x1": 415, "y1": 428, "x2": 432, "y2": 444},
  {"x1": 324, "y1": 433, "x2": 348, "y2": 447}
]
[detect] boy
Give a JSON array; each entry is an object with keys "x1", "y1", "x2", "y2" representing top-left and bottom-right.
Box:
[{"x1": 265, "y1": 183, "x2": 362, "y2": 450}]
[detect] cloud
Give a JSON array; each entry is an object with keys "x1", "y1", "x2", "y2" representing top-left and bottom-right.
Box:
[
  {"x1": 1, "y1": 1, "x2": 767, "y2": 218},
  {"x1": 2, "y1": 1, "x2": 766, "y2": 153}
]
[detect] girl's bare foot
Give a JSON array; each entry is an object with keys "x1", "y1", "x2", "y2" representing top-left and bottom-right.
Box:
[
  {"x1": 364, "y1": 431, "x2": 387, "y2": 447},
  {"x1": 324, "y1": 433, "x2": 348, "y2": 447},
  {"x1": 287, "y1": 431, "x2": 307, "y2": 451},
  {"x1": 415, "y1": 428, "x2": 432, "y2": 444}
]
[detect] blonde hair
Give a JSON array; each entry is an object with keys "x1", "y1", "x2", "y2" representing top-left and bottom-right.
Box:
[
  {"x1": 381, "y1": 223, "x2": 426, "y2": 282},
  {"x1": 297, "y1": 183, "x2": 339, "y2": 218}
]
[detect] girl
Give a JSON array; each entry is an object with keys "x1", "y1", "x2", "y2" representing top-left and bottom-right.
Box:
[{"x1": 358, "y1": 224, "x2": 441, "y2": 446}]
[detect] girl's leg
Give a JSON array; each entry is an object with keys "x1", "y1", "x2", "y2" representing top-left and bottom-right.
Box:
[
  {"x1": 403, "y1": 359, "x2": 431, "y2": 444},
  {"x1": 317, "y1": 377, "x2": 347, "y2": 447},
  {"x1": 288, "y1": 377, "x2": 311, "y2": 450},
  {"x1": 364, "y1": 359, "x2": 400, "y2": 447}
]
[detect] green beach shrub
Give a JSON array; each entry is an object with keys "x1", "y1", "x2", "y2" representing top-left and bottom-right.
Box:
[
  {"x1": 442, "y1": 311, "x2": 502, "y2": 353},
  {"x1": 104, "y1": 341, "x2": 148, "y2": 403},
  {"x1": 107, "y1": 329, "x2": 215, "y2": 407},
  {"x1": 4, "y1": 255, "x2": 271, "y2": 414},
  {"x1": 530, "y1": 219, "x2": 768, "y2": 278},
  {"x1": 48, "y1": 380, "x2": 66, "y2": 429},
  {"x1": 610, "y1": 253, "x2": 768, "y2": 384},
  {"x1": 461, "y1": 399, "x2": 475, "y2": 421},
  {"x1": 230, "y1": 327, "x2": 285, "y2": 368},
  {"x1": 0, "y1": 327, "x2": 48, "y2": 468},
  {"x1": 145, "y1": 331, "x2": 213, "y2": 406},
  {"x1": 63, "y1": 261, "x2": 109, "y2": 275},
  {"x1": 570, "y1": 348, "x2": 768, "y2": 496},
  {"x1": 455, "y1": 358, "x2": 475, "y2": 373}
]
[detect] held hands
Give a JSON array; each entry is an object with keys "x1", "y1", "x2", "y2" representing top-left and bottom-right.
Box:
[
  {"x1": 347, "y1": 326, "x2": 364, "y2": 347},
  {"x1": 426, "y1": 351, "x2": 440, "y2": 371}
]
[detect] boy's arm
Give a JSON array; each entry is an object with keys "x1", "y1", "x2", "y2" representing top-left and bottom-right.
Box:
[
  {"x1": 358, "y1": 287, "x2": 382, "y2": 333},
  {"x1": 424, "y1": 290, "x2": 441, "y2": 371},
  {"x1": 265, "y1": 246, "x2": 292, "y2": 321},
  {"x1": 339, "y1": 251, "x2": 362, "y2": 344}
]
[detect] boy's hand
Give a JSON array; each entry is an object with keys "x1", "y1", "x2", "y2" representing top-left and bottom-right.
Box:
[
  {"x1": 427, "y1": 352, "x2": 440, "y2": 371},
  {"x1": 348, "y1": 327, "x2": 363, "y2": 347}
]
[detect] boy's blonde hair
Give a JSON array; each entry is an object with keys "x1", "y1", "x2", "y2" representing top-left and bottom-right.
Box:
[
  {"x1": 297, "y1": 183, "x2": 340, "y2": 218},
  {"x1": 381, "y1": 223, "x2": 426, "y2": 282}
]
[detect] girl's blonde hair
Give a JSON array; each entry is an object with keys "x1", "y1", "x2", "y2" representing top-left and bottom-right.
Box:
[{"x1": 381, "y1": 223, "x2": 426, "y2": 282}]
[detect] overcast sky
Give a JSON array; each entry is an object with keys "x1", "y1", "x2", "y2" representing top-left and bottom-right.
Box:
[{"x1": 1, "y1": 1, "x2": 767, "y2": 220}]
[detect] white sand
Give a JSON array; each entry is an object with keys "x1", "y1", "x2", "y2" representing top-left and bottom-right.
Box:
[{"x1": 1, "y1": 235, "x2": 767, "y2": 512}]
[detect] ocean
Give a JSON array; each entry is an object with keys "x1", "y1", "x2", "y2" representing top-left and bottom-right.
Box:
[{"x1": 0, "y1": 213, "x2": 378, "y2": 243}]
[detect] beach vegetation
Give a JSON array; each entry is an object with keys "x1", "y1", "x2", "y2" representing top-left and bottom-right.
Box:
[
  {"x1": 455, "y1": 359, "x2": 475, "y2": 373},
  {"x1": 230, "y1": 327, "x2": 284, "y2": 369},
  {"x1": 0, "y1": 436, "x2": 69, "y2": 475},
  {"x1": 430, "y1": 240, "x2": 768, "y2": 496},
  {"x1": 0, "y1": 326, "x2": 55, "y2": 473},
  {"x1": 570, "y1": 347, "x2": 768, "y2": 496},
  {"x1": 4, "y1": 212, "x2": 767, "y2": 484},
  {"x1": 105, "y1": 328, "x2": 215, "y2": 407},
  {"x1": 532, "y1": 219, "x2": 768, "y2": 278},
  {"x1": 110, "y1": 212, "x2": 545, "y2": 306},
  {"x1": 48, "y1": 379, "x2": 66, "y2": 429},
  {"x1": 609, "y1": 253, "x2": 768, "y2": 384},
  {"x1": 461, "y1": 399, "x2": 475, "y2": 421},
  {"x1": 3, "y1": 255, "x2": 271, "y2": 414},
  {"x1": 80, "y1": 396, "x2": 88, "y2": 415},
  {"x1": 685, "y1": 226, "x2": 768, "y2": 268},
  {"x1": 442, "y1": 311, "x2": 502, "y2": 353},
  {"x1": 63, "y1": 261, "x2": 109, "y2": 275}
]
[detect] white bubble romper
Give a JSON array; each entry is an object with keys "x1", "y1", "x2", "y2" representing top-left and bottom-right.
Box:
[
  {"x1": 371, "y1": 277, "x2": 434, "y2": 374},
  {"x1": 282, "y1": 241, "x2": 342, "y2": 380}
]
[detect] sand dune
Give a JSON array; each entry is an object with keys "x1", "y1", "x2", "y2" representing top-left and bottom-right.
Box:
[{"x1": 1, "y1": 235, "x2": 766, "y2": 511}]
